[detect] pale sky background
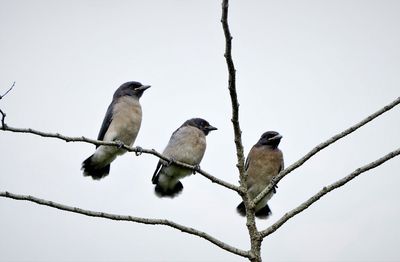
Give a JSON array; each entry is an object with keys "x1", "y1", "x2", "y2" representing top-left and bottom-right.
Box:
[{"x1": 1, "y1": 1, "x2": 400, "y2": 261}]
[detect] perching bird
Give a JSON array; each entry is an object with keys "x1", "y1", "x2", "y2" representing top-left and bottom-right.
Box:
[
  {"x1": 152, "y1": 118, "x2": 217, "y2": 197},
  {"x1": 82, "y1": 81, "x2": 150, "y2": 180},
  {"x1": 237, "y1": 131, "x2": 284, "y2": 218}
]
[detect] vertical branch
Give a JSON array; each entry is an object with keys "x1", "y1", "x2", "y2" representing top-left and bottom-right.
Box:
[
  {"x1": 0, "y1": 109, "x2": 6, "y2": 129},
  {"x1": 0, "y1": 82, "x2": 16, "y2": 129},
  {"x1": 221, "y1": 1, "x2": 262, "y2": 261},
  {"x1": 221, "y1": 0, "x2": 245, "y2": 177}
]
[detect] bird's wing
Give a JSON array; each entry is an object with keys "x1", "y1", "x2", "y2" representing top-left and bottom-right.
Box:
[
  {"x1": 244, "y1": 155, "x2": 250, "y2": 173},
  {"x1": 151, "y1": 161, "x2": 163, "y2": 184},
  {"x1": 279, "y1": 154, "x2": 284, "y2": 173},
  {"x1": 273, "y1": 151, "x2": 284, "y2": 193},
  {"x1": 96, "y1": 102, "x2": 115, "y2": 145}
]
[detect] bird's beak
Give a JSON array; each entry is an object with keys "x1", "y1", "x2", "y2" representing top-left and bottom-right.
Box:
[
  {"x1": 206, "y1": 125, "x2": 218, "y2": 132},
  {"x1": 139, "y1": 85, "x2": 151, "y2": 91},
  {"x1": 269, "y1": 134, "x2": 282, "y2": 141}
]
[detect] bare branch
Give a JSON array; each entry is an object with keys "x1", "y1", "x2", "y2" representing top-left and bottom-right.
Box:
[
  {"x1": 253, "y1": 96, "x2": 400, "y2": 206},
  {"x1": 0, "y1": 191, "x2": 249, "y2": 258},
  {"x1": 221, "y1": 0, "x2": 245, "y2": 178},
  {"x1": 260, "y1": 147, "x2": 400, "y2": 238},
  {"x1": 0, "y1": 109, "x2": 6, "y2": 129},
  {"x1": 0, "y1": 82, "x2": 16, "y2": 128},
  {"x1": 221, "y1": 1, "x2": 261, "y2": 261},
  {"x1": 0, "y1": 125, "x2": 240, "y2": 193},
  {"x1": 0, "y1": 81, "x2": 15, "y2": 100}
]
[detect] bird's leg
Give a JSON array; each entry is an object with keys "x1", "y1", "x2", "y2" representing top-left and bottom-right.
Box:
[
  {"x1": 192, "y1": 164, "x2": 201, "y2": 174},
  {"x1": 114, "y1": 139, "x2": 124, "y2": 149},
  {"x1": 271, "y1": 179, "x2": 278, "y2": 193},
  {"x1": 166, "y1": 158, "x2": 175, "y2": 166},
  {"x1": 135, "y1": 146, "x2": 143, "y2": 156}
]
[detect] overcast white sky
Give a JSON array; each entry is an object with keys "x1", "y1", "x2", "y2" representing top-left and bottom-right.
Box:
[{"x1": 1, "y1": 0, "x2": 400, "y2": 261}]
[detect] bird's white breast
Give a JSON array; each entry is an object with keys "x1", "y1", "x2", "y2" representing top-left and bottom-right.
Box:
[
  {"x1": 104, "y1": 96, "x2": 142, "y2": 146},
  {"x1": 163, "y1": 126, "x2": 206, "y2": 165}
]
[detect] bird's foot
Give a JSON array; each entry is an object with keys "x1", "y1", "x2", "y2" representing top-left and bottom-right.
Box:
[
  {"x1": 135, "y1": 146, "x2": 143, "y2": 156},
  {"x1": 271, "y1": 178, "x2": 278, "y2": 194},
  {"x1": 167, "y1": 158, "x2": 176, "y2": 166},
  {"x1": 114, "y1": 140, "x2": 124, "y2": 149},
  {"x1": 192, "y1": 164, "x2": 201, "y2": 174}
]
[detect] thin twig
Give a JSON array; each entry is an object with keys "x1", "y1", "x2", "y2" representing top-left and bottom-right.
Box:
[
  {"x1": 252, "y1": 96, "x2": 400, "y2": 206},
  {"x1": 0, "y1": 191, "x2": 249, "y2": 258},
  {"x1": 260, "y1": 147, "x2": 400, "y2": 238},
  {"x1": 0, "y1": 81, "x2": 15, "y2": 100},
  {"x1": 0, "y1": 82, "x2": 16, "y2": 129},
  {"x1": 0, "y1": 109, "x2": 6, "y2": 129},
  {"x1": 0, "y1": 125, "x2": 240, "y2": 193}
]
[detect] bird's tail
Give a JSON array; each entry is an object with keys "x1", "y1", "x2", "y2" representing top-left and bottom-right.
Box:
[
  {"x1": 236, "y1": 202, "x2": 246, "y2": 216},
  {"x1": 81, "y1": 154, "x2": 110, "y2": 180},
  {"x1": 236, "y1": 201, "x2": 272, "y2": 219},
  {"x1": 154, "y1": 182, "x2": 183, "y2": 198},
  {"x1": 152, "y1": 162, "x2": 184, "y2": 197}
]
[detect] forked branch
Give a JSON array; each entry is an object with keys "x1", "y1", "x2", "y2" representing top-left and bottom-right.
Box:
[
  {"x1": 261, "y1": 147, "x2": 400, "y2": 238},
  {"x1": 253, "y1": 96, "x2": 400, "y2": 206},
  {"x1": 221, "y1": 1, "x2": 261, "y2": 261}
]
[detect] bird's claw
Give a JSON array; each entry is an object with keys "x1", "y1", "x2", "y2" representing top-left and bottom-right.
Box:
[
  {"x1": 167, "y1": 158, "x2": 175, "y2": 166},
  {"x1": 114, "y1": 140, "x2": 124, "y2": 149},
  {"x1": 272, "y1": 184, "x2": 278, "y2": 193},
  {"x1": 193, "y1": 164, "x2": 201, "y2": 174},
  {"x1": 135, "y1": 146, "x2": 143, "y2": 156}
]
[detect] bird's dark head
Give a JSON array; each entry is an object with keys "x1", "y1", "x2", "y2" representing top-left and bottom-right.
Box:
[
  {"x1": 114, "y1": 81, "x2": 151, "y2": 99},
  {"x1": 183, "y1": 118, "x2": 217, "y2": 136},
  {"x1": 257, "y1": 131, "x2": 282, "y2": 149}
]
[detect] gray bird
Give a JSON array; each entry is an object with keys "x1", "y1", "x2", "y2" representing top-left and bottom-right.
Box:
[
  {"x1": 82, "y1": 81, "x2": 150, "y2": 180},
  {"x1": 152, "y1": 118, "x2": 217, "y2": 197},
  {"x1": 237, "y1": 131, "x2": 284, "y2": 218}
]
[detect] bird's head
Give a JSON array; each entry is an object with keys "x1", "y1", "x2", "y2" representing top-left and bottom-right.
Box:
[
  {"x1": 184, "y1": 118, "x2": 217, "y2": 136},
  {"x1": 114, "y1": 81, "x2": 151, "y2": 99},
  {"x1": 257, "y1": 131, "x2": 282, "y2": 149}
]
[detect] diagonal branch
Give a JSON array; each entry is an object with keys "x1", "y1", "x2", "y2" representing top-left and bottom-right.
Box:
[
  {"x1": 260, "y1": 147, "x2": 400, "y2": 238},
  {"x1": 0, "y1": 191, "x2": 249, "y2": 258},
  {"x1": 253, "y1": 96, "x2": 400, "y2": 206},
  {"x1": 0, "y1": 81, "x2": 15, "y2": 100},
  {"x1": 0, "y1": 125, "x2": 240, "y2": 193}
]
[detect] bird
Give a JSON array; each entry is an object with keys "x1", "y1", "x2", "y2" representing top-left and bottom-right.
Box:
[
  {"x1": 81, "y1": 81, "x2": 150, "y2": 180},
  {"x1": 151, "y1": 118, "x2": 217, "y2": 197},
  {"x1": 237, "y1": 131, "x2": 284, "y2": 218}
]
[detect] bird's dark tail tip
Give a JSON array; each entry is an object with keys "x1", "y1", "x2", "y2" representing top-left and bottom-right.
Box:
[
  {"x1": 154, "y1": 181, "x2": 183, "y2": 198},
  {"x1": 255, "y1": 204, "x2": 272, "y2": 219},
  {"x1": 82, "y1": 155, "x2": 110, "y2": 180},
  {"x1": 236, "y1": 202, "x2": 272, "y2": 219},
  {"x1": 236, "y1": 202, "x2": 246, "y2": 216}
]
